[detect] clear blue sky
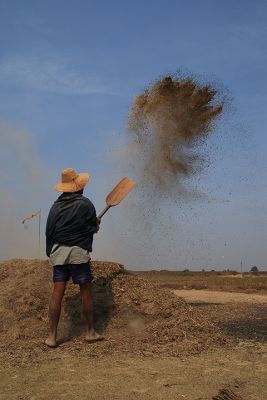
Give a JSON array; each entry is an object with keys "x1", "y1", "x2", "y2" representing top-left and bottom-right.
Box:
[{"x1": 0, "y1": 0, "x2": 266, "y2": 270}]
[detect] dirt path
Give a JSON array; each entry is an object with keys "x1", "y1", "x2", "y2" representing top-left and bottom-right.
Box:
[
  {"x1": 1, "y1": 342, "x2": 266, "y2": 400},
  {"x1": 173, "y1": 289, "x2": 267, "y2": 304}
]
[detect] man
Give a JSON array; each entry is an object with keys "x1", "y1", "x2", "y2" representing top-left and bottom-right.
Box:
[{"x1": 45, "y1": 168, "x2": 103, "y2": 348}]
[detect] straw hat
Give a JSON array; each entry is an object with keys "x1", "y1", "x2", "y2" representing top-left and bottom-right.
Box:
[{"x1": 55, "y1": 168, "x2": 90, "y2": 192}]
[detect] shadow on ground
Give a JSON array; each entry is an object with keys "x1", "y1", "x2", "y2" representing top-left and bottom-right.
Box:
[
  {"x1": 218, "y1": 305, "x2": 267, "y2": 342},
  {"x1": 63, "y1": 277, "x2": 115, "y2": 341}
]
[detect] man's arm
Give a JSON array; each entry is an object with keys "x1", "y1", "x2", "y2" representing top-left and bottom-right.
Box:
[
  {"x1": 45, "y1": 209, "x2": 54, "y2": 257},
  {"x1": 84, "y1": 198, "x2": 100, "y2": 234},
  {"x1": 91, "y1": 205, "x2": 101, "y2": 234}
]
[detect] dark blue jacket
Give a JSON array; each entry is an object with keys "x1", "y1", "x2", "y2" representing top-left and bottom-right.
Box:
[{"x1": 46, "y1": 193, "x2": 98, "y2": 256}]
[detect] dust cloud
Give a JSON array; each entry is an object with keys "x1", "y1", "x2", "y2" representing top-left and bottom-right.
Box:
[
  {"x1": 0, "y1": 122, "x2": 50, "y2": 259},
  {"x1": 108, "y1": 74, "x2": 226, "y2": 268},
  {"x1": 128, "y1": 75, "x2": 223, "y2": 194}
]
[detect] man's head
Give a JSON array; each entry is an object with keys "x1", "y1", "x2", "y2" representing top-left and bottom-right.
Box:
[{"x1": 55, "y1": 168, "x2": 90, "y2": 193}]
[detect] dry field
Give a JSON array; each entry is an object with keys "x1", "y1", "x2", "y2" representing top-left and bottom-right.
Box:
[
  {"x1": 133, "y1": 270, "x2": 267, "y2": 294},
  {"x1": 0, "y1": 260, "x2": 266, "y2": 400}
]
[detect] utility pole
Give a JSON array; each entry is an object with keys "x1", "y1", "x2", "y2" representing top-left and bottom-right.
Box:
[{"x1": 38, "y1": 209, "x2": 41, "y2": 259}]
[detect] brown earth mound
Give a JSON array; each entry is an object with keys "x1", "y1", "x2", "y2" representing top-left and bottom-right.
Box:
[{"x1": 0, "y1": 259, "x2": 227, "y2": 362}]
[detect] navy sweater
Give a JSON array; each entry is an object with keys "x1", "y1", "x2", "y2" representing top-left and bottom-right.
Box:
[{"x1": 46, "y1": 193, "x2": 98, "y2": 257}]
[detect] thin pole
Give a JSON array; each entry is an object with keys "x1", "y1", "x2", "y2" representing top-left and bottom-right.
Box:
[
  {"x1": 97, "y1": 205, "x2": 111, "y2": 221},
  {"x1": 38, "y1": 209, "x2": 41, "y2": 259},
  {"x1": 240, "y1": 260, "x2": 243, "y2": 274}
]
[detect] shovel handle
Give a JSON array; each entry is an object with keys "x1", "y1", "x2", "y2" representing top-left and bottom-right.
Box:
[{"x1": 97, "y1": 205, "x2": 111, "y2": 221}]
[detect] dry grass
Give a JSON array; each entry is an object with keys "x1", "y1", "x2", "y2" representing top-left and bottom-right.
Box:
[{"x1": 0, "y1": 259, "x2": 227, "y2": 364}]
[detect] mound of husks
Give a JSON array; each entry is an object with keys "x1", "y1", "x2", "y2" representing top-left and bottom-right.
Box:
[{"x1": 0, "y1": 259, "x2": 226, "y2": 360}]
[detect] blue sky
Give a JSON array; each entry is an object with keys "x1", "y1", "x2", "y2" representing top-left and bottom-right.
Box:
[{"x1": 0, "y1": 0, "x2": 266, "y2": 270}]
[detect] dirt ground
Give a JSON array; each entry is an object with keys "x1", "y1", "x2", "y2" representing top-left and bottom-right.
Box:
[
  {"x1": 1, "y1": 342, "x2": 266, "y2": 400},
  {"x1": 0, "y1": 261, "x2": 266, "y2": 400}
]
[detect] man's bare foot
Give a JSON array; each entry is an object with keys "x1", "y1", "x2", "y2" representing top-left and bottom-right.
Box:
[
  {"x1": 85, "y1": 330, "x2": 104, "y2": 343},
  {"x1": 44, "y1": 338, "x2": 57, "y2": 348}
]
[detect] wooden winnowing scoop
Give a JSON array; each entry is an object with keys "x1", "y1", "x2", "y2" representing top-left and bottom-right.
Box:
[{"x1": 97, "y1": 177, "x2": 136, "y2": 220}]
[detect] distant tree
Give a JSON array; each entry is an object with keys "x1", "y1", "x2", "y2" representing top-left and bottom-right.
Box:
[
  {"x1": 183, "y1": 269, "x2": 190, "y2": 273},
  {"x1": 201, "y1": 269, "x2": 205, "y2": 272},
  {"x1": 250, "y1": 266, "x2": 259, "y2": 273}
]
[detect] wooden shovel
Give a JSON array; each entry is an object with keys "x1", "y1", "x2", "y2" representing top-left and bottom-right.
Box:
[{"x1": 97, "y1": 177, "x2": 136, "y2": 220}]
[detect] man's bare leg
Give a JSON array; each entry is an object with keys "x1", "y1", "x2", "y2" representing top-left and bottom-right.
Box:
[
  {"x1": 45, "y1": 281, "x2": 66, "y2": 347},
  {"x1": 79, "y1": 282, "x2": 104, "y2": 342}
]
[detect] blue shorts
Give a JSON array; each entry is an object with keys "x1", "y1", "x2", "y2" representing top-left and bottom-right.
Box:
[{"x1": 53, "y1": 262, "x2": 93, "y2": 285}]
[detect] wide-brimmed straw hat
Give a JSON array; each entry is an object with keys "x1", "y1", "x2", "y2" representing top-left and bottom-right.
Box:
[{"x1": 55, "y1": 168, "x2": 90, "y2": 192}]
